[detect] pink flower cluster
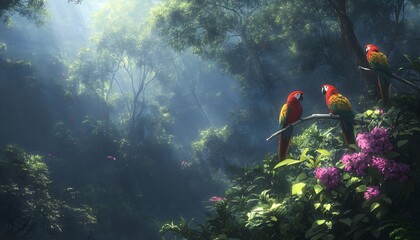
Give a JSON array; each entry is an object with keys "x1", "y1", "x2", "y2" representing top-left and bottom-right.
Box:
[
  {"x1": 364, "y1": 186, "x2": 381, "y2": 201},
  {"x1": 314, "y1": 167, "x2": 341, "y2": 189},
  {"x1": 209, "y1": 196, "x2": 225, "y2": 203},
  {"x1": 180, "y1": 160, "x2": 191, "y2": 168},
  {"x1": 341, "y1": 152, "x2": 371, "y2": 176},
  {"x1": 371, "y1": 156, "x2": 410, "y2": 182},
  {"x1": 356, "y1": 127, "x2": 393, "y2": 155}
]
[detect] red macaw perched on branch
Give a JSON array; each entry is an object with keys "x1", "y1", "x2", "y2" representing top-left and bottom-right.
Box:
[
  {"x1": 278, "y1": 91, "x2": 303, "y2": 161},
  {"x1": 321, "y1": 84, "x2": 356, "y2": 146},
  {"x1": 365, "y1": 44, "x2": 392, "y2": 105}
]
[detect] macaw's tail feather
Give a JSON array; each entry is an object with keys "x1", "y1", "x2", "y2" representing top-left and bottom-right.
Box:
[
  {"x1": 278, "y1": 127, "x2": 293, "y2": 161},
  {"x1": 378, "y1": 74, "x2": 391, "y2": 105},
  {"x1": 340, "y1": 120, "x2": 356, "y2": 146}
]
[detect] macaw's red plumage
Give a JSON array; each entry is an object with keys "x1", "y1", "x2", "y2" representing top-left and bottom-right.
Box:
[
  {"x1": 278, "y1": 91, "x2": 303, "y2": 161},
  {"x1": 321, "y1": 84, "x2": 356, "y2": 146},
  {"x1": 365, "y1": 44, "x2": 392, "y2": 105}
]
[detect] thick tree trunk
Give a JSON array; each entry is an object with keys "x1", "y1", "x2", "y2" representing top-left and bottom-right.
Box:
[{"x1": 327, "y1": 0, "x2": 376, "y2": 89}]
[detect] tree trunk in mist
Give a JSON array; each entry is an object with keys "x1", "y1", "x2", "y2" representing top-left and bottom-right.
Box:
[
  {"x1": 190, "y1": 89, "x2": 211, "y2": 126},
  {"x1": 327, "y1": 0, "x2": 376, "y2": 89},
  {"x1": 238, "y1": 27, "x2": 268, "y2": 91}
]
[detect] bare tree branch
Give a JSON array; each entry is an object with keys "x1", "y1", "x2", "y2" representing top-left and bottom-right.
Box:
[
  {"x1": 358, "y1": 66, "x2": 420, "y2": 92},
  {"x1": 266, "y1": 114, "x2": 342, "y2": 141}
]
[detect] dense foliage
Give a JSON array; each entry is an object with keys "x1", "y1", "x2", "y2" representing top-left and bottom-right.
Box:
[{"x1": 0, "y1": 0, "x2": 419, "y2": 239}]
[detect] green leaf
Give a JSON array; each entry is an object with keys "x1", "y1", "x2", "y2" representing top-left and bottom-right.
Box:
[
  {"x1": 300, "y1": 148, "x2": 309, "y2": 161},
  {"x1": 292, "y1": 182, "x2": 306, "y2": 196},
  {"x1": 315, "y1": 219, "x2": 326, "y2": 225},
  {"x1": 314, "y1": 203, "x2": 321, "y2": 210},
  {"x1": 342, "y1": 173, "x2": 351, "y2": 180},
  {"x1": 269, "y1": 203, "x2": 281, "y2": 211},
  {"x1": 397, "y1": 140, "x2": 409, "y2": 147},
  {"x1": 382, "y1": 195, "x2": 392, "y2": 204},
  {"x1": 355, "y1": 185, "x2": 367, "y2": 193},
  {"x1": 339, "y1": 218, "x2": 352, "y2": 226},
  {"x1": 296, "y1": 172, "x2": 308, "y2": 181},
  {"x1": 310, "y1": 232, "x2": 326, "y2": 240},
  {"x1": 323, "y1": 203, "x2": 331, "y2": 211},
  {"x1": 325, "y1": 221, "x2": 332, "y2": 229},
  {"x1": 274, "y1": 158, "x2": 304, "y2": 169},
  {"x1": 270, "y1": 216, "x2": 278, "y2": 221},
  {"x1": 314, "y1": 184, "x2": 323, "y2": 194},
  {"x1": 352, "y1": 214, "x2": 366, "y2": 225},
  {"x1": 365, "y1": 110, "x2": 374, "y2": 116},
  {"x1": 370, "y1": 202, "x2": 380, "y2": 212},
  {"x1": 316, "y1": 149, "x2": 331, "y2": 156}
]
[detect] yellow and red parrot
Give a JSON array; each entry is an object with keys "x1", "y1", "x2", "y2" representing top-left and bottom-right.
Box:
[
  {"x1": 365, "y1": 44, "x2": 392, "y2": 104},
  {"x1": 321, "y1": 84, "x2": 356, "y2": 146},
  {"x1": 278, "y1": 91, "x2": 303, "y2": 161}
]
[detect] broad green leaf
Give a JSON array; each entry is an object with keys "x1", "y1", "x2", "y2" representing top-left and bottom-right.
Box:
[
  {"x1": 315, "y1": 219, "x2": 326, "y2": 225},
  {"x1": 300, "y1": 148, "x2": 309, "y2": 161},
  {"x1": 397, "y1": 140, "x2": 409, "y2": 147},
  {"x1": 352, "y1": 214, "x2": 366, "y2": 224},
  {"x1": 339, "y1": 218, "x2": 352, "y2": 226},
  {"x1": 323, "y1": 203, "x2": 331, "y2": 211},
  {"x1": 411, "y1": 127, "x2": 420, "y2": 132},
  {"x1": 270, "y1": 216, "x2": 278, "y2": 221},
  {"x1": 370, "y1": 202, "x2": 380, "y2": 212},
  {"x1": 274, "y1": 158, "x2": 304, "y2": 169},
  {"x1": 316, "y1": 149, "x2": 330, "y2": 156},
  {"x1": 314, "y1": 184, "x2": 323, "y2": 194},
  {"x1": 296, "y1": 172, "x2": 308, "y2": 181},
  {"x1": 382, "y1": 196, "x2": 392, "y2": 204},
  {"x1": 314, "y1": 203, "x2": 321, "y2": 210},
  {"x1": 270, "y1": 203, "x2": 281, "y2": 211},
  {"x1": 365, "y1": 110, "x2": 373, "y2": 116},
  {"x1": 325, "y1": 221, "x2": 332, "y2": 229},
  {"x1": 292, "y1": 182, "x2": 306, "y2": 196},
  {"x1": 310, "y1": 232, "x2": 326, "y2": 240},
  {"x1": 342, "y1": 173, "x2": 351, "y2": 180},
  {"x1": 356, "y1": 185, "x2": 367, "y2": 192}
]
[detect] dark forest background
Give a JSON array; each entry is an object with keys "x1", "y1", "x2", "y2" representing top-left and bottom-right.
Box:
[{"x1": 0, "y1": 0, "x2": 419, "y2": 239}]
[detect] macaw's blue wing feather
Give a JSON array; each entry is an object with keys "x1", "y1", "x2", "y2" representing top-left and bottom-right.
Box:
[
  {"x1": 279, "y1": 126, "x2": 293, "y2": 161},
  {"x1": 340, "y1": 119, "x2": 356, "y2": 146}
]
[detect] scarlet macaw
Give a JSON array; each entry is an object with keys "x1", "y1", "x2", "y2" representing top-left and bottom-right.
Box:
[
  {"x1": 321, "y1": 84, "x2": 356, "y2": 146},
  {"x1": 278, "y1": 91, "x2": 303, "y2": 161},
  {"x1": 365, "y1": 44, "x2": 392, "y2": 104}
]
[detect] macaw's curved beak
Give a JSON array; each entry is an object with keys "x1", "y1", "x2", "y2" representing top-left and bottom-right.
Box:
[{"x1": 321, "y1": 87, "x2": 326, "y2": 94}]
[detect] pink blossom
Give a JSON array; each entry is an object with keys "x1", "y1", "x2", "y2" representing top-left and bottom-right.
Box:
[
  {"x1": 314, "y1": 167, "x2": 341, "y2": 189},
  {"x1": 356, "y1": 127, "x2": 392, "y2": 155},
  {"x1": 209, "y1": 196, "x2": 225, "y2": 202},
  {"x1": 341, "y1": 153, "x2": 371, "y2": 176},
  {"x1": 371, "y1": 156, "x2": 410, "y2": 182},
  {"x1": 364, "y1": 186, "x2": 381, "y2": 201},
  {"x1": 106, "y1": 155, "x2": 117, "y2": 161}
]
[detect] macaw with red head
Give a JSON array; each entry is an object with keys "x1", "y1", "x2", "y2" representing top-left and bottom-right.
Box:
[
  {"x1": 321, "y1": 84, "x2": 356, "y2": 146},
  {"x1": 278, "y1": 91, "x2": 303, "y2": 161},
  {"x1": 365, "y1": 44, "x2": 392, "y2": 104}
]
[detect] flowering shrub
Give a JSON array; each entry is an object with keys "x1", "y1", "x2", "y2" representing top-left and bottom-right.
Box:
[
  {"x1": 356, "y1": 127, "x2": 393, "y2": 154},
  {"x1": 314, "y1": 167, "x2": 340, "y2": 189},
  {"x1": 371, "y1": 156, "x2": 410, "y2": 182},
  {"x1": 341, "y1": 152, "x2": 371, "y2": 176},
  {"x1": 364, "y1": 186, "x2": 381, "y2": 201}
]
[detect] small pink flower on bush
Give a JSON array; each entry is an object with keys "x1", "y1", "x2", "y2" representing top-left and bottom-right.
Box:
[
  {"x1": 371, "y1": 156, "x2": 410, "y2": 182},
  {"x1": 356, "y1": 127, "x2": 392, "y2": 155},
  {"x1": 314, "y1": 167, "x2": 340, "y2": 189},
  {"x1": 209, "y1": 196, "x2": 225, "y2": 202},
  {"x1": 374, "y1": 108, "x2": 384, "y2": 115},
  {"x1": 364, "y1": 186, "x2": 381, "y2": 201},
  {"x1": 341, "y1": 153, "x2": 371, "y2": 176},
  {"x1": 180, "y1": 160, "x2": 191, "y2": 168}
]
